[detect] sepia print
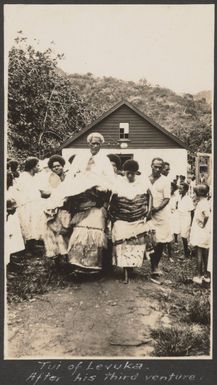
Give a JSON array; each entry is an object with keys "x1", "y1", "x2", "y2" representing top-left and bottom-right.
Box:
[{"x1": 4, "y1": 3, "x2": 214, "y2": 359}]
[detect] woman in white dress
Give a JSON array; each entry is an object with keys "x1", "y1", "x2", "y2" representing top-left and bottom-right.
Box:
[
  {"x1": 14, "y1": 157, "x2": 44, "y2": 252},
  {"x1": 110, "y1": 160, "x2": 153, "y2": 283}
]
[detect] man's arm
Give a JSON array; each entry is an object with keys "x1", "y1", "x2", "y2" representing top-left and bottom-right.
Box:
[{"x1": 152, "y1": 198, "x2": 170, "y2": 214}]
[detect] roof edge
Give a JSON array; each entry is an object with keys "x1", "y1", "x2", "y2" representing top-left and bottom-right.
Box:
[{"x1": 58, "y1": 99, "x2": 187, "y2": 150}]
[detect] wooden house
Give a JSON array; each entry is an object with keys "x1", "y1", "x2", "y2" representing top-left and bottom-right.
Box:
[{"x1": 60, "y1": 100, "x2": 187, "y2": 179}]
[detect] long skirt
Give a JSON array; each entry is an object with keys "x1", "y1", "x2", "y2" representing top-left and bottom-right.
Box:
[
  {"x1": 5, "y1": 213, "x2": 25, "y2": 264},
  {"x1": 68, "y1": 207, "x2": 107, "y2": 272},
  {"x1": 43, "y1": 209, "x2": 71, "y2": 258},
  {"x1": 17, "y1": 200, "x2": 43, "y2": 242}
]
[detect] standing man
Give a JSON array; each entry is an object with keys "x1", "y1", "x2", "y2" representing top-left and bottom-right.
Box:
[{"x1": 149, "y1": 158, "x2": 172, "y2": 277}]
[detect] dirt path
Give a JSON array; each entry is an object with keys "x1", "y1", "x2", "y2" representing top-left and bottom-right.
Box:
[{"x1": 7, "y1": 269, "x2": 171, "y2": 358}]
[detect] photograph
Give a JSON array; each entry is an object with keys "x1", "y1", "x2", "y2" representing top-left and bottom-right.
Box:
[{"x1": 4, "y1": 3, "x2": 214, "y2": 360}]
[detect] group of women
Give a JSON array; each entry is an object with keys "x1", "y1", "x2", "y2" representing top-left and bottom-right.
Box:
[{"x1": 6, "y1": 132, "x2": 212, "y2": 284}]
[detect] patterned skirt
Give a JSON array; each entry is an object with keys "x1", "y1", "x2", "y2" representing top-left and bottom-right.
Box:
[
  {"x1": 112, "y1": 219, "x2": 154, "y2": 268},
  {"x1": 68, "y1": 207, "x2": 107, "y2": 272}
]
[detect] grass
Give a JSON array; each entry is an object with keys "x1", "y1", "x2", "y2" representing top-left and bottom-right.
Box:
[
  {"x1": 151, "y1": 324, "x2": 210, "y2": 357},
  {"x1": 185, "y1": 293, "x2": 210, "y2": 325},
  {"x1": 7, "y1": 250, "x2": 73, "y2": 303}
]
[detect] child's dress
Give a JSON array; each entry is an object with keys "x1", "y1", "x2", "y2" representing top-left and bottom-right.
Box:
[
  {"x1": 190, "y1": 198, "x2": 211, "y2": 249},
  {"x1": 177, "y1": 194, "x2": 194, "y2": 239},
  {"x1": 169, "y1": 193, "x2": 180, "y2": 236},
  {"x1": 6, "y1": 189, "x2": 25, "y2": 265}
]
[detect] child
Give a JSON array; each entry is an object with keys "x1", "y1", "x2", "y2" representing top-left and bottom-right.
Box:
[
  {"x1": 170, "y1": 182, "x2": 180, "y2": 245},
  {"x1": 177, "y1": 183, "x2": 194, "y2": 259},
  {"x1": 190, "y1": 184, "x2": 211, "y2": 284}
]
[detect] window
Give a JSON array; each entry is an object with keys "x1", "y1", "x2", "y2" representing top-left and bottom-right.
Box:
[{"x1": 119, "y1": 123, "x2": 129, "y2": 140}]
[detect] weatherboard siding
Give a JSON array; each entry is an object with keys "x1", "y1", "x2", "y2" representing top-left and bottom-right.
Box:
[{"x1": 66, "y1": 104, "x2": 182, "y2": 149}]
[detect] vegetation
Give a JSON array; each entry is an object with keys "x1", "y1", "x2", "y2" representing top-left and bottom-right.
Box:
[
  {"x1": 7, "y1": 33, "x2": 96, "y2": 162},
  {"x1": 7, "y1": 34, "x2": 212, "y2": 163},
  {"x1": 68, "y1": 73, "x2": 212, "y2": 156},
  {"x1": 151, "y1": 325, "x2": 210, "y2": 357}
]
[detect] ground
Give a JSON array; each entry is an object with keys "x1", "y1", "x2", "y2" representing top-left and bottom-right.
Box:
[{"x1": 6, "y1": 244, "x2": 210, "y2": 359}]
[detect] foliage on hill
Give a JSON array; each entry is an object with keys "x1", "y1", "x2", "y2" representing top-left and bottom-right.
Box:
[
  {"x1": 7, "y1": 34, "x2": 211, "y2": 163},
  {"x1": 68, "y1": 73, "x2": 212, "y2": 156},
  {"x1": 7, "y1": 34, "x2": 95, "y2": 162}
]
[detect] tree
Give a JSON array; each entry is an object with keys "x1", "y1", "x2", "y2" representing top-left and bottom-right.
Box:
[{"x1": 7, "y1": 33, "x2": 94, "y2": 161}]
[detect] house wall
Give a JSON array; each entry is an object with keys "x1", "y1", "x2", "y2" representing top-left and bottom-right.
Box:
[
  {"x1": 62, "y1": 148, "x2": 188, "y2": 180},
  {"x1": 65, "y1": 104, "x2": 183, "y2": 149}
]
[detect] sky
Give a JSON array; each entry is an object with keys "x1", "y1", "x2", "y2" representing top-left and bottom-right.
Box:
[{"x1": 4, "y1": 4, "x2": 214, "y2": 94}]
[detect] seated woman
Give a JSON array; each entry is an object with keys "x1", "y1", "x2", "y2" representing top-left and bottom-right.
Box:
[{"x1": 109, "y1": 160, "x2": 153, "y2": 283}]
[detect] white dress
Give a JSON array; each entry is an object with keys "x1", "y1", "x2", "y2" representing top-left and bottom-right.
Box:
[
  {"x1": 150, "y1": 175, "x2": 172, "y2": 243},
  {"x1": 14, "y1": 172, "x2": 43, "y2": 241},
  {"x1": 177, "y1": 194, "x2": 194, "y2": 239},
  {"x1": 190, "y1": 198, "x2": 211, "y2": 249}
]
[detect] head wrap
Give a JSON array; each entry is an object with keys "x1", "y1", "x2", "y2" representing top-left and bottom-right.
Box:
[
  {"x1": 24, "y1": 157, "x2": 39, "y2": 172},
  {"x1": 87, "y1": 132, "x2": 105, "y2": 144}
]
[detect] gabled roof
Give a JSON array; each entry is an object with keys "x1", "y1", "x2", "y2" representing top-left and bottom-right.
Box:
[{"x1": 59, "y1": 100, "x2": 187, "y2": 150}]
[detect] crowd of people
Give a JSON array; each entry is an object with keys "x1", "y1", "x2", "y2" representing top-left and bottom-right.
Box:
[{"x1": 6, "y1": 132, "x2": 212, "y2": 285}]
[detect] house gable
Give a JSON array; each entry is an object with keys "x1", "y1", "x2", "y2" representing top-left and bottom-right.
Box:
[{"x1": 60, "y1": 101, "x2": 186, "y2": 150}]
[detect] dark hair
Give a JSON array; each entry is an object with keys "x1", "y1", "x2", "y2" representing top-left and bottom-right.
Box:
[
  {"x1": 7, "y1": 171, "x2": 14, "y2": 190},
  {"x1": 180, "y1": 182, "x2": 189, "y2": 192},
  {"x1": 107, "y1": 154, "x2": 121, "y2": 169},
  {"x1": 171, "y1": 182, "x2": 178, "y2": 192},
  {"x1": 68, "y1": 155, "x2": 76, "y2": 164},
  {"x1": 123, "y1": 160, "x2": 139, "y2": 173},
  {"x1": 180, "y1": 175, "x2": 186, "y2": 180},
  {"x1": 48, "y1": 155, "x2": 65, "y2": 169},
  {"x1": 194, "y1": 184, "x2": 209, "y2": 197},
  {"x1": 151, "y1": 157, "x2": 164, "y2": 165},
  {"x1": 8, "y1": 159, "x2": 19, "y2": 172},
  {"x1": 24, "y1": 157, "x2": 39, "y2": 172},
  {"x1": 163, "y1": 162, "x2": 170, "y2": 167}
]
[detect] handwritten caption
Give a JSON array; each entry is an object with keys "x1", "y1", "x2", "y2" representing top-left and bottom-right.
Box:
[{"x1": 25, "y1": 361, "x2": 203, "y2": 384}]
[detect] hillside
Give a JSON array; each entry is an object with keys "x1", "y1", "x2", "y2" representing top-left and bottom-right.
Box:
[
  {"x1": 194, "y1": 90, "x2": 212, "y2": 105},
  {"x1": 67, "y1": 73, "x2": 212, "y2": 154}
]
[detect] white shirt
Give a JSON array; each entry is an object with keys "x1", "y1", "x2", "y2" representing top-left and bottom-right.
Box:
[
  {"x1": 69, "y1": 151, "x2": 115, "y2": 183},
  {"x1": 114, "y1": 176, "x2": 151, "y2": 199},
  {"x1": 150, "y1": 175, "x2": 171, "y2": 208}
]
